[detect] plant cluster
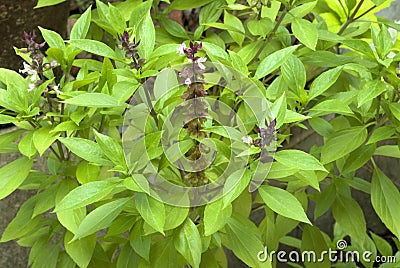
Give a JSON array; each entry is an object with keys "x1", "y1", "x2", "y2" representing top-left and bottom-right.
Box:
[{"x1": 0, "y1": 0, "x2": 400, "y2": 267}]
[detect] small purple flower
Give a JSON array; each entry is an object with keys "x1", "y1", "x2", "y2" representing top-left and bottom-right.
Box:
[
  {"x1": 253, "y1": 119, "x2": 277, "y2": 148},
  {"x1": 117, "y1": 31, "x2": 143, "y2": 69},
  {"x1": 397, "y1": 63, "x2": 400, "y2": 78}
]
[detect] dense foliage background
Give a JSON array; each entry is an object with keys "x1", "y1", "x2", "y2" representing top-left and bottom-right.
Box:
[{"x1": 0, "y1": 0, "x2": 400, "y2": 267}]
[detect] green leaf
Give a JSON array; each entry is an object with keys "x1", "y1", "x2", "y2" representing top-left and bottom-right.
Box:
[
  {"x1": 372, "y1": 25, "x2": 393, "y2": 59},
  {"x1": 93, "y1": 130, "x2": 125, "y2": 167},
  {"x1": 130, "y1": 221, "x2": 151, "y2": 261},
  {"x1": 117, "y1": 243, "x2": 141, "y2": 268},
  {"x1": 57, "y1": 207, "x2": 86, "y2": 234},
  {"x1": 308, "y1": 99, "x2": 353, "y2": 116},
  {"x1": 308, "y1": 117, "x2": 334, "y2": 137},
  {"x1": 70, "y1": 8, "x2": 91, "y2": 40},
  {"x1": 292, "y1": 18, "x2": 318, "y2": 50},
  {"x1": 237, "y1": 40, "x2": 263, "y2": 65},
  {"x1": 69, "y1": 39, "x2": 118, "y2": 59},
  {"x1": 38, "y1": 27, "x2": 65, "y2": 49},
  {"x1": 224, "y1": 215, "x2": 267, "y2": 268},
  {"x1": 204, "y1": 199, "x2": 232, "y2": 236},
  {"x1": 150, "y1": 238, "x2": 186, "y2": 267},
  {"x1": 35, "y1": 0, "x2": 67, "y2": 8},
  {"x1": 164, "y1": 204, "x2": 189, "y2": 231},
  {"x1": 374, "y1": 145, "x2": 400, "y2": 158},
  {"x1": 168, "y1": 0, "x2": 214, "y2": 10},
  {"x1": 357, "y1": 80, "x2": 387, "y2": 107},
  {"x1": 72, "y1": 198, "x2": 129, "y2": 241},
  {"x1": 18, "y1": 132, "x2": 37, "y2": 158},
  {"x1": 58, "y1": 137, "x2": 113, "y2": 165},
  {"x1": 332, "y1": 194, "x2": 366, "y2": 244},
  {"x1": 108, "y1": 4, "x2": 126, "y2": 35},
  {"x1": 389, "y1": 102, "x2": 400, "y2": 121},
  {"x1": 341, "y1": 144, "x2": 376, "y2": 174},
  {"x1": 271, "y1": 92, "x2": 286, "y2": 129},
  {"x1": 274, "y1": 149, "x2": 327, "y2": 172},
  {"x1": 247, "y1": 18, "x2": 273, "y2": 38},
  {"x1": 367, "y1": 126, "x2": 396, "y2": 145},
  {"x1": 228, "y1": 50, "x2": 248, "y2": 75},
  {"x1": 33, "y1": 126, "x2": 60, "y2": 156},
  {"x1": 254, "y1": 45, "x2": 299, "y2": 79},
  {"x1": 259, "y1": 186, "x2": 311, "y2": 224},
  {"x1": 64, "y1": 231, "x2": 96, "y2": 268},
  {"x1": 160, "y1": 17, "x2": 189, "y2": 39},
  {"x1": 321, "y1": 127, "x2": 367, "y2": 164},
  {"x1": 202, "y1": 42, "x2": 230, "y2": 62},
  {"x1": 135, "y1": 192, "x2": 165, "y2": 234},
  {"x1": 308, "y1": 66, "x2": 343, "y2": 100},
  {"x1": 0, "y1": 157, "x2": 33, "y2": 200},
  {"x1": 76, "y1": 161, "x2": 100, "y2": 184},
  {"x1": 301, "y1": 225, "x2": 330, "y2": 267},
  {"x1": 63, "y1": 93, "x2": 120, "y2": 107},
  {"x1": 174, "y1": 219, "x2": 202, "y2": 268},
  {"x1": 371, "y1": 167, "x2": 400, "y2": 239},
  {"x1": 0, "y1": 114, "x2": 15, "y2": 124},
  {"x1": 137, "y1": 12, "x2": 155, "y2": 59},
  {"x1": 370, "y1": 232, "x2": 392, "y2": 256},
  {"x1": 284, "y1": 110, "x2": 311, "y2": 123},
  {"x1": 341, "y1": 39, "x2": 375, "y2": 59},
  {"x1": 281, "y1": 55, "x2": 306, "y2": 94},
  {"x1": 0, "y1": 196, "x2": 40, "y2": 242},
  {"x1": 55, "y1": 178, "x2": 121, "y2": 212},
  {"x1": 224, "y1": 11, "x2": 245, "y2": 46}
]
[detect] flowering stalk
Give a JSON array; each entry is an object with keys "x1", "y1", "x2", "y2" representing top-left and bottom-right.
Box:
[
  {"x1": 117, "y1": 31, "x2": 145, "y2": 69},
  {"x1": 243, "y1": 119, "x2": 276, "y2": 163},
  {"x1": 178, "y1": 41, "x2": 209, "y2": 186},
  {"x1": 19, "y1": 31, "x2": 59, "y2": 93}
]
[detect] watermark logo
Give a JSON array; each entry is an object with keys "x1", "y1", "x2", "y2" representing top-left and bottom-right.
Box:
[
  {"x1": 257, "y1": 239, "x2": 397, "y2": 264},
  {"x1": 122, "y1": 62, "x2": 276, "y2": 207}
]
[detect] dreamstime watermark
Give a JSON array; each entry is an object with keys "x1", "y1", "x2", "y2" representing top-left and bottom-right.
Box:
[{"x1": 257, "y1": 240, "x2": 397, "y2": 264}]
